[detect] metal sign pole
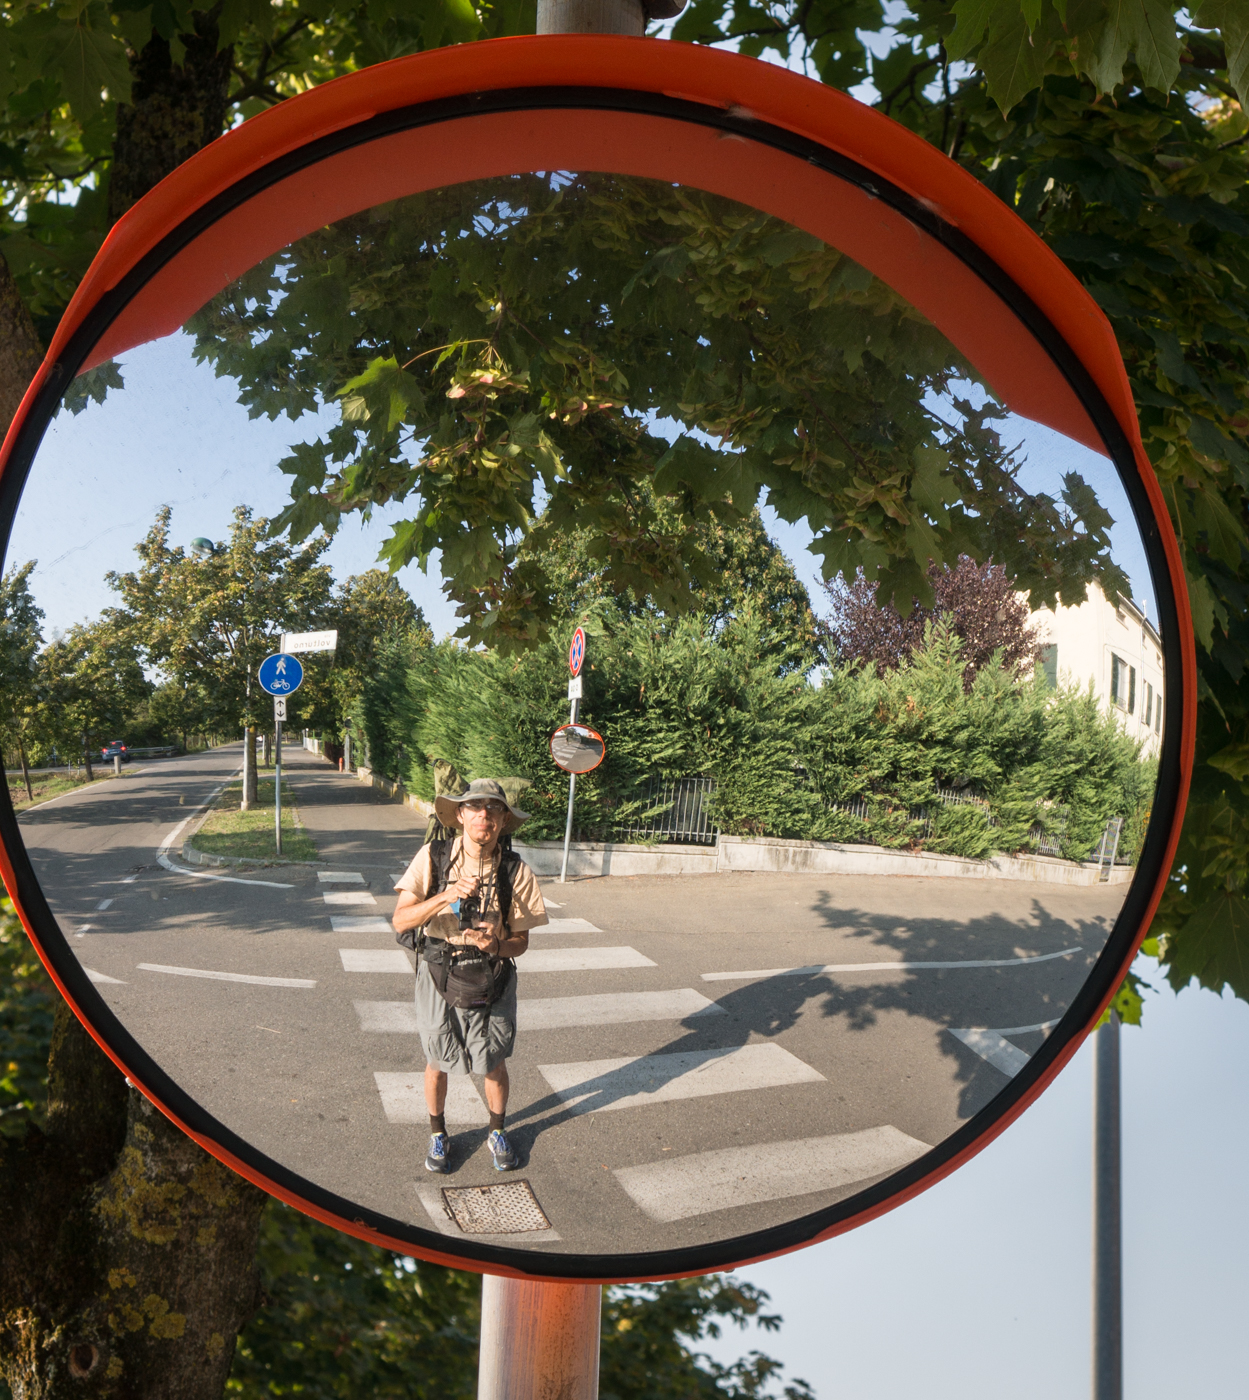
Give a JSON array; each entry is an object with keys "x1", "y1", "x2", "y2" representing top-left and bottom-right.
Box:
[
  {"x1": 558, "y1": 693, "x2": 580, "y2": 884},
  {"x1": 1092, "y1": 1010, "x2": 1122, "y2": 1400},
  {"x1": 274, "y1": 707, "x2": 283, "y2": 858},
  {"x1": 478, "y1": 1276, "x2": 601, "y2": 1400}
]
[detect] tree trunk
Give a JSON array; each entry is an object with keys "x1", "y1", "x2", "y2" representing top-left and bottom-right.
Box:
[
  {"x1": 82, "y1": 736, "x2": 93, "y2": 783},
  {"x1": 18, "y1": 740, "x2": 33, "y2": 802},
  {"x1": 241, "y1": 727, "x2": 257, "y2": 809},
  {"x1": 0, "y1": 1004, "x2": 267, "y2": 1398},
  {"x1": 0, "y1": 250, "x2": 43, "y2": 437},
  {"x1": 108, "y1": 8, "x2": 235, "y2": 222}
]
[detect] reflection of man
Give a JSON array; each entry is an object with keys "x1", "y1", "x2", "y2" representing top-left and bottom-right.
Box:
[{"x1": 392, "y1": 779, "x2": 548, "y2": 1174}]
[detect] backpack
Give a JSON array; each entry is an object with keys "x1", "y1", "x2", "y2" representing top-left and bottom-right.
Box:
[{"x1": 396, "y1": 837, "x2": 521, "y2": 1009}]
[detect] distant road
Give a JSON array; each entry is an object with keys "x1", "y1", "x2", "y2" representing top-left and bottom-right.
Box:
[{"x1": 19, "y1": 744, "x2": 1127, "y2": 1261}]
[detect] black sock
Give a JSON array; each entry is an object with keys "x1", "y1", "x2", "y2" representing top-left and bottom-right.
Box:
[
  {"x1": 489, "y1": 1111, "x2": 506, "y2": 1131},
  {"x1": 430, "y1": 1114, "x2": 446, "y2": 1136}
]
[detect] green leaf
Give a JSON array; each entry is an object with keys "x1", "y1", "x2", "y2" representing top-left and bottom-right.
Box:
[
  {"x1": 37, "y1": 7, "x2": 132, "y2": 117},
  {"x1": 1085, "y1": 0, "x2": 1182, "y2": 94},
  {"x1": 1194, "y1": 0, "x2": 1249, "y2": 102},
  {"x1": 1162, "y1": 892, "x2": 1249, "y2": 999},
  {"x1": 945, "y1": 0, "x2": 999, "y2": 64},
  {"x1": 980, "y1": 9, "x2": 1050, "y2": 113},
  {"x1": 1208, "y1": 743, "x2": 1249, "y2": 783}
]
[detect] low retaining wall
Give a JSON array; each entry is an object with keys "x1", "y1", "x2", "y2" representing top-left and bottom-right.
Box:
[
  {"x1": 353, "y1": 765, "x2": 434, "y2": 819},
  {"x1": 515, "y1": 833, "x2": 1131, "y2": 886}
]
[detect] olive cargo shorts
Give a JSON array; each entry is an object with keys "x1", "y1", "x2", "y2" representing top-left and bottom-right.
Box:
[{"x1": 413, "y1": 957, "x2": 517, "y2": 1075}]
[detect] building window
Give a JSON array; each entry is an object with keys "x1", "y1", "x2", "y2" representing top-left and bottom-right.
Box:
[
  {"x1": 1040, "y1": 644, "x2": 1058, "y2": 688},
  {"x1": 1110, "y1": 654, "x2": 1137, "y2": 713},
  {"x1": 1144, "y1": 683, "x2": 1153, "y2": 729},
  {"x1": 1156, "y1": 689, "x2": 1163, "y2": 733}
]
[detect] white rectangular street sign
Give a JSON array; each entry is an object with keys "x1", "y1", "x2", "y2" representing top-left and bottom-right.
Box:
[
  {"x1": 274, "y1": 697, "x2": 287, "y2": 720},
  {"x1": 281, "y1": 629, "x2": 338, "y2": 654},
  {"x1": 567, "y1": 676, "x2": 583, "y2": 700}
]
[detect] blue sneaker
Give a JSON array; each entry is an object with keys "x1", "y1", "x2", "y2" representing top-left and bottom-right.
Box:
[
  {"x1": 425, "y1": 1132, "x2": 450, "y2": 1174},
  {"x1": 488, "y1": 1128, "x2": 518, "y2": 1171}
]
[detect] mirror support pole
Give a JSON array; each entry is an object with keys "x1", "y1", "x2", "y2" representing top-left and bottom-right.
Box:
[
  {"x1": 1092, "y1": 1010, "x2": 1122, "y2": 1400},
  {"x1": 536, "y1": 0, "x2": 645, "y2": 34},
  {"x1": 478, "y1": 1276, "x2": 602, "y2": 1400}
]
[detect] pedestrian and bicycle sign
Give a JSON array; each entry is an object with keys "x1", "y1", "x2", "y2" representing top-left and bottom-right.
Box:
[
  {"x1": 569, "y1": 626, "x2": 585, "y2": 677},
  {"x1": 257, "y1": 652, "x2": 303, "y2": 695}
]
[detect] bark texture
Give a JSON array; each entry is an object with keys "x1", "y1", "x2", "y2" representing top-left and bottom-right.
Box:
[
  {"x1": 0, "y1": 250, "x2": 43, "y2": 436},
  {"x1": 0, "y1": 1005, "x2": 267, "y2": 1399},
  {"x1": 108, "y1": 9, "x2": 234, "y2": 222}
]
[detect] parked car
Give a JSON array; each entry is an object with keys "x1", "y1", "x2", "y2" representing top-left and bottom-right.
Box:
[{"x1": 100, "y1": 740, "x2": 130, "y2": 764}]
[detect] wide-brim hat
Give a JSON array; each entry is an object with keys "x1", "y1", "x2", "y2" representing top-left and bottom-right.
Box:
[{"x1": 434, "y1": 778, "x2": 530, "y2": 835}]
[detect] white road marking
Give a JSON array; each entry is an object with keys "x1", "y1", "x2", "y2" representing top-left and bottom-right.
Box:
[
  {"x1": 353, "y1": 989, "x2": 726, "y2": 1035},
  {"x1": 391, "y1": 873, "x2": 409, "y2": 887},
  {"x1": 701, "y1": 947, "x2": 1081, "y2": 981},
  {"x1": 355, "y1": 1001, "x2": 419, "y2": 1033},
  {"x1": 542, "y1": 899, "x2": 564, "y2": 909},
  {"x1": 96, "y1": 899, "x2": 113, "y2": 910},
  {"x1": 947, "y1": 1018, "x2": 1061, "y2": 1078},
  {"x1": 540, "y1": 1043, "x2": 824, "y2": 1115},
  {"x1": 522, "y1": 946, "x2": 657, "y2": 973},
  {"x1": 340, "y1": 949, "x2": 412, "y2": 974},
  {"x1": 412, "y1": 1183, "x2": 562, "y2": 1243},
  {"x1": 137, "y1": 963, "x2": 316, "y2": 988},
  {"x1": 84, "y1": 968, "x2": 125, "y2": 985},
  {"x1": 374, "y1": 1071, "x2": 488, "y2": 1124},
  {"x1": 121, "y1": 874, "x2": 139, "y2": 883},
  {"x1": 156, "y1": 780, "x2": 294, "y2": 888},
  {"x1": 530, "y1": 918, "x2": 603, "y2": 935},
  {"x1": 319, "y1": 871, "x2": 365, "y2": 883},
  {"x1": 322, "y1": 891, "x2": 377, "y2": 907},
  {"x1": 519, "y1": 988, "x2": 725, "y2": 1030},
  {"x1": 615, "y1": 1125, "x2": 932, "y2": 1222},
  {"x1": 74, "y1": 925, "x2": 93, "y2": 938},
  {"x1": 330, "y1": 916, "x2": 393, "y2": 934}
]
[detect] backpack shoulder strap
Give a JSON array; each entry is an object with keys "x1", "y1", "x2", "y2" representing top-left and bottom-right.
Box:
[
  {"x1": 496, "y1": 849, "x2": 522, "y2": 933},
  {"x1": 427, "y1": 837, "x2": 455, "y2": 895}
]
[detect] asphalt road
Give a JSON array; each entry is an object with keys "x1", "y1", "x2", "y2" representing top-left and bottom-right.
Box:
[{"x1": 18, "y1": 743, "x2": 1127, "y2": 1259}]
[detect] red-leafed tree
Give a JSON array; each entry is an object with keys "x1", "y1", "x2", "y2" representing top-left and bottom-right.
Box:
[{"x1": 825, "y1": 556, "x2": 1044, "y2": 688}]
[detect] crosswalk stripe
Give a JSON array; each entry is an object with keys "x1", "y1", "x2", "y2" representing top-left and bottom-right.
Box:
[
  {"x1": 522, "y1": 946, "x2": 656, "y2": 973},
  {"x1": 330, "y1": 916, "x2": 393, "y2": 934},
  {"x1": 614, "y1": 1125, "x2": 932, "y2": 1222},
  {"x1": 353, "y1": 988, "x2": 726, "y2": 1035},
  {"x1": 356, "y1": 1000, "x2": 418, "y2": 1032},
  {"x1": 947, "y1": 1019, "x2": 1059, "y2": 1078},
  {"x1": 531, "y1": 917, "x2": 603, "y2": 935},
  {"x1": 539, "y1": 1043, "x2": 824, "y2": 1115},
  {"x1": 391, "y1": 873, "x2": 409, "y2": 887},
  {"x1": 138, "y1": 962, "x2": 316, "y2": 988},
  {"x1": 518, "y1": 988, "x2": 724, "y2": 1030},
  {"x1": 319, "y1": 870, "x2": 365, "y2": 884},
  {"x1": 412, "y1": 1184, "x2": 562, "y2": 1243},
  {"x1": 701, "y1": 947, "x2": 1081, "y2": 981},
  {"x1": 374, "y1": 1071, "x2": 487, "y2": 1124},
  {"x1": 322, "y1": 891, "x2": 377, "y2": 907},
  {"x1": 340, "y1": 949, "x2": 412, "y2": 973}
]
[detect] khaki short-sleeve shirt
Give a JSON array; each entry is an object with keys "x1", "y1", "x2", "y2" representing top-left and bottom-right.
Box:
[{"x1": 395, "y1": 837, "x2": 548, "y2": 946}]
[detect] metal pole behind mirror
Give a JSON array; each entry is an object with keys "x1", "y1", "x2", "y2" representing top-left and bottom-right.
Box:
[
  {"x1": 478, "y1": 1277, "x2": 602, "y2": 1400},
  {"x1": 1092, "y1": 1010, "x2": 1122, "y2": 1400}
]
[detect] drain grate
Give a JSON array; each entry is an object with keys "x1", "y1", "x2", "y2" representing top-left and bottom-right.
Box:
[{"x1": 442, "y1": 1180, "x2": 551, "y2": 1234}]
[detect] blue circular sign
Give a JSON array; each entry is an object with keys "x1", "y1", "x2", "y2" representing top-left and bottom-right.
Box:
[
  {"x1": 257, "y1": 652, "x2": 304, "y2": 695},
  {"x1": 569, "y1": 627, "x2": 585, "y2": 677}
]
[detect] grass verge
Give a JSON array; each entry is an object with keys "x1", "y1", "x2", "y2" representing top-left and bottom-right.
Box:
[
  {"x1": 8, "y1": 769, "x2": 140, "y2": 812},
  {"x1": 190, "y1": 777, "x2": 319, "y2": 862}
]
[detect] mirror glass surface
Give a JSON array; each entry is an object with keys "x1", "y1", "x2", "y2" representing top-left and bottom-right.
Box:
[
  {"x1": 6, "y1": 156, "x2": 1167, "y2": 1262},
  {"x1": 551, "y1": 726, "x2": 606, "y2": 775}
]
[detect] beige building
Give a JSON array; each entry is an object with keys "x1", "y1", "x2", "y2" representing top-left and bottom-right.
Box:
[{"x1": 1028, "y1": 582, "x2": 1164, "y2": 758}]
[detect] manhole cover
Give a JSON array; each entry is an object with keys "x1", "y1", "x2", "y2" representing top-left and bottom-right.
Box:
[{"x1": 442, "y1": 1181, "x2": 550, "y2": 1234}]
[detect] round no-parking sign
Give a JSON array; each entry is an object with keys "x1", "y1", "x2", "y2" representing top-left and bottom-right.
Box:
[{"x1": 568, "y1": 627, "x2": 586, "y2": 677}]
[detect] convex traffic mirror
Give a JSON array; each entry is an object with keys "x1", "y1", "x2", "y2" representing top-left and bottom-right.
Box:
[{"x1": 0, "y1": 38, "x2": 1194, "y2": 1280}]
